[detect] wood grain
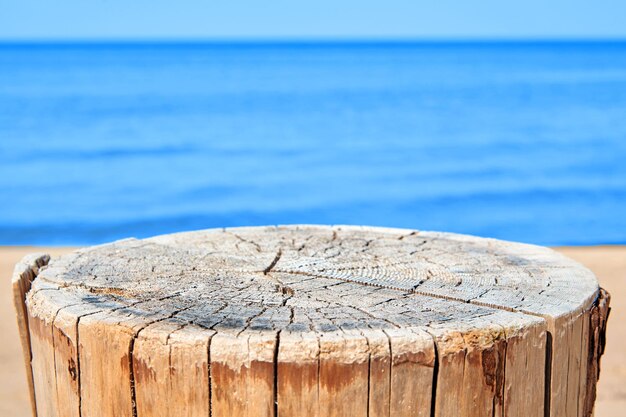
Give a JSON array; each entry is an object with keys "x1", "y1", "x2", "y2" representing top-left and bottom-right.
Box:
[{"x1": 15, "y1": 225, "x2": 609, "y2": 417}]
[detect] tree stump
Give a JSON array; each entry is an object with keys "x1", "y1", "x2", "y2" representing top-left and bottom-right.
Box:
[{"x1": 13, "y1": 226, "x2": 610, "y2": 417}]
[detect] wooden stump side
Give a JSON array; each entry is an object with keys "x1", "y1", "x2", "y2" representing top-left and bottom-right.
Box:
[
  {"x1": 12, "y1": 253, "x2": 50, "y2": 417},
  {"x1": 14, "y1": 225, "x2": 610, "y2": 417}
]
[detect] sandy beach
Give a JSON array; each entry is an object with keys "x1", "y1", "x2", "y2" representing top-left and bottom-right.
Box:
[{"x1": 1, "y1": 245, "x2": 624, "y2": 417}]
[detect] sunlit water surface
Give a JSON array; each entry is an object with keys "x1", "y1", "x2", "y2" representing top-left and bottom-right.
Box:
[{"x1": 1, "y1": 42, "x2": 625, "y2": 245}]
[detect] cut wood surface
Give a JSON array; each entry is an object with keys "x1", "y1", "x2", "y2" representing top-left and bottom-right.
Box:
[{"x1": 14, "y1": 225, "x2": 609, "y2": 417}]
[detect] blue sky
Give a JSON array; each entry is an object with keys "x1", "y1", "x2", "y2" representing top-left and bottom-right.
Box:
[{"x1": 1, "y1": 0, "x2": 625, "y2": 40}]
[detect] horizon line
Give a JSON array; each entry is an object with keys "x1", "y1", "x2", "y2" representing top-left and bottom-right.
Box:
[{"x1": 2, "y1": 36, "x2": 626, "y2": 45}]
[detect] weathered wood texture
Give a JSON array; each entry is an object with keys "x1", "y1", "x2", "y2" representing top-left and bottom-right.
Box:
[
  {"x1": 13, "y1": 225, "x2": 610, "y2": 417},
  {"x1": 12, "y1": 253, "x2": 50, "y2": 417}
]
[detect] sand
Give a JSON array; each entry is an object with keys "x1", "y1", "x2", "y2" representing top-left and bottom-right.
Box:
[{"x1": 1, "y1": 245, "x2": 624, "y2": 416}]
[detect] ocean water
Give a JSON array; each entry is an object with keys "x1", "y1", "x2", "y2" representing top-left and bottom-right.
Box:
[{"x1": 1, "y1": 41, "x2": 625, "y2": 246}]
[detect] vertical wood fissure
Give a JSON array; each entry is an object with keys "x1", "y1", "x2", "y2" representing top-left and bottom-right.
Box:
[
  {"x1": 76, "y1": 316, "x2": 83, "y2": 417},
  {"x1": 273, "y1": 330, "x2": 280, "y2": 417},
  {"x1": 543, "y1": 331, "x2": 553, "y2": 417},
  {"x1": 129, "y1": 335, "x2": 139, "y2": 417},
  {"x1": 429, "y1": 340, "x2": 439, "y2": 417},
  {"x1": 362, "y1": 332, "x2": 371, "y2": 417},
  {"x1": 497, "y1": 336, "x2": 507, "y2": 417},
  {"x1": 316, "y1": 334, "x2": 321, "y2": 417},
  {"x1": 382, "y1": 330, "x2": 393, "y2": 417},
  {"x1": 208, "y1": 334, "x2": 213, "y2": 417},
  {"x1": 564, "y1": 329, "x2": 573, "y2": 417},
  {"x1": 366, "y1": 351, "x2": 372, "y2": 417},
  {"x1": 50, "y1": 308, "x2": 62, "y2": 416},
  {"x1": 575, "y1": 313, "x2": 586, "y2": 417},
  {"x1": 582, "y1": 289, "x2": 611, "y2": 417}
]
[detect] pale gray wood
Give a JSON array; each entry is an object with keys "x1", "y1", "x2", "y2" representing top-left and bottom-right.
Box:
[{"x1": 16, "y1": 225, "x2": 608, "y2": 417}]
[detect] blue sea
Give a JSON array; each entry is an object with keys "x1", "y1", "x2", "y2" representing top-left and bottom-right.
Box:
[{"x1": 1, "y1": 41, "x2": 625, "y2": 246}]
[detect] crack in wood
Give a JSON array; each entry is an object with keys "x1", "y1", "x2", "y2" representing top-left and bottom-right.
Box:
[
  {"x1": 263, "y1": 249, "x2": 283, "y2": 275},
  {"x1": 17, "y1": 226, "x2": 609, "y2": 417}
]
